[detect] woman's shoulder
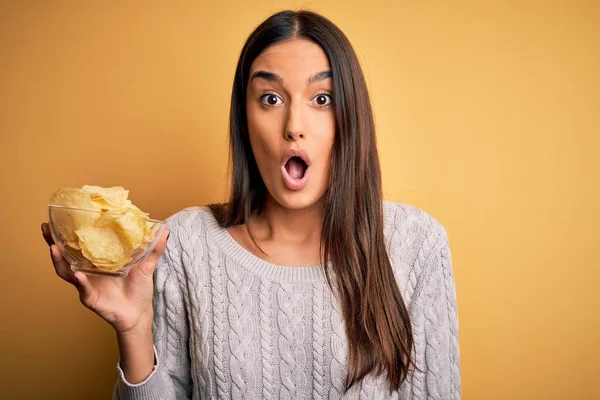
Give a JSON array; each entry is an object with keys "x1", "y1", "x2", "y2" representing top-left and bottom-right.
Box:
[
  {"x1": 160, "y1": 205, "x2": 216, "y2": 249},
  {"x1": 383, "y1": 200, "x2": 448, "y2": 243},
  {"x1": 382, "y1": 201, "x2": 451, "y2": 301},
  {"x1": 165, "y1": 205, "x2": 212, "y2": 227}
]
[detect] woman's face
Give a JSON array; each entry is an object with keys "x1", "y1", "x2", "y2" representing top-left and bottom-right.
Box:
[{"x1": 246, "y1": 39, "x2": 335, "y2": 211}]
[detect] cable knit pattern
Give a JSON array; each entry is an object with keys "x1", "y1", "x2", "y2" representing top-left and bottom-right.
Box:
[
  {"x1": 113, "y1": 201, "x2": 461, "y2": 400},
  {"x1": 226, "y1": 260, "x2": 256, "y2": 399},
  {"x1": 329, "y1": 292, "x2": 346, "y2": 399},
  {"x1": 408, "y1": 296, "x2": 427, "y2": 399},
  {"x1": 278, "y1": 283, "x2": 309, "y2": 399},
  {"x1": 259, "y1": 281, "x2": 276, "y2": 400},
  {"x1": 179, "y1": 210, "x2": 212, "y2": 396},
  {"x1": 312, "y1": 284, "x2": 326, "y2": 400},
  {"x1": 208, "y1": 230, "x2": 229, "y2": 399},
  {"x1": 358, "y1": 377, "x2": 374, "y2": 400},
  {"x1": 441, "y1": 243, "x2": 461, "y2": 399}
]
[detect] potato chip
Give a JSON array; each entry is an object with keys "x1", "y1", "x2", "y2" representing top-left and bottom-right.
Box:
[
  {"x1": 114, "y1": 212, "x2": 146, "y2": 250},
  {"x1": 81, "y1": 185, "x2": 129, "y2": 208},
  {"x1": 144, "y1": 221, "x2": 158, "y2": 243},
  {"x1": 49, "y1": 188, "x2": 100, "y2": 243},
  {"x1": 49, "y1": 185, "x2": 156, "y2": 273},
  {"x1": 66, "y1": 239, "x2": 81, "y2": 250},
  {"x1": 125, "y1": 202, "x2": 150, "y2": 218},
  {"x1": 92, "y1": 257, "x2": 132, "y2": 272},
  {"x1": 90, "y1": 211, "x2": 146, "y2": 250},
  {"x1": 76, "y1": 225, "x2": 129, "y2": 267},
  {"x1": 92, "y1": 212, "x2": 117, "y2": 228}
]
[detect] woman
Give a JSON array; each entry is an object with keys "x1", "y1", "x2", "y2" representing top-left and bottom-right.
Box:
[{"x1": 42, "y1": 10, "x2": 460, "y2": 399}]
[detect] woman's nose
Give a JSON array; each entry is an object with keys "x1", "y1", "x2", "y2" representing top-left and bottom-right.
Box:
[
  {"x1": 285, "y1": 131, "x2": 304, "y2": 140},
  {"x1": 284, "y1": 102, "x2": 306, "y2": 141}
]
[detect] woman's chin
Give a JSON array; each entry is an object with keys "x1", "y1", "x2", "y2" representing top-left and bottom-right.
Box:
[{"x1": 270, "y1": 187, "x2": 326, "y2": 211}]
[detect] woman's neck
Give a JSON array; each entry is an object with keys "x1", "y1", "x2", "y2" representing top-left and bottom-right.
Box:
[{"x1": 249, "y1": 194, "x2": 324, "y2": 245}]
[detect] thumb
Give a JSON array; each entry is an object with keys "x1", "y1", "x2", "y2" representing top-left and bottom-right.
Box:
[
  {"x1": 153, "y1": 227, "x2": 170, "y2": 257},
  {"x1": 139, "y1": 228, "x2": 170, "y2": 277},
  {"x1": 73, "y1": 271, "x2": 99, "y2": 311}
]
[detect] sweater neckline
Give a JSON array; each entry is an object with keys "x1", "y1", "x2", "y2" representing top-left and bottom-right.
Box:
[{"x1": 202, "y1": 208, "x2": 327, "y2": 283}]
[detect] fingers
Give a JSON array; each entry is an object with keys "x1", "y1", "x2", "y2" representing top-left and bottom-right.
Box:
[
  {"x1": 49, "y1": 247, "x2": 99, "y2": 312},
  {"x1": 73, "y1": 271, "x2": 99, "y2": 311},
  {"x1": 153, "y1": 228, "x2": 170, "y2": 256},
  {"x1": 50, "y1": 244, "x2": 79, "y2": 286},
  {"x1": 138, "y1": 228, "x2": 170, "y2": 277},
  {"x1": 41, "y1": 223, "x2": 55, "y2": 246},
  {"x1": 47, "y1": 224, "x2": 85, "y2": 292}
]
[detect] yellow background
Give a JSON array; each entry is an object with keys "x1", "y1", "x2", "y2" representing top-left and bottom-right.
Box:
[{"x1": 1, "y1": 1, "x2": 598, "y2": 399}]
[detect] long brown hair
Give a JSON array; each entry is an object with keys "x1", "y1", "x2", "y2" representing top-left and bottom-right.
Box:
[{"x1": 209, "y1": 10, "x2": 415, "y2": 391}]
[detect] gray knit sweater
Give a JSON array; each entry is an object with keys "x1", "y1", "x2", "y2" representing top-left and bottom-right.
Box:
[{"x1": 113, "y1": 201, "x2": 461, "y2": 399}]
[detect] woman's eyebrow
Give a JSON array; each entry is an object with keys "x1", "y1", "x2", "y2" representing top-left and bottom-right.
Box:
[
  {"x1": 307, "y1": 70, "x2": 332, "y2": 84},
  {"x1": 250, "y1": 70, "x2": 332, "y2": 85},
  {"x1": 250, "y1": 70, "x2": 283, "y2": 84}
]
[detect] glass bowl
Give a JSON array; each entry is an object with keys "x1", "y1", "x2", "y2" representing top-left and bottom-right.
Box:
[{"x1": 48, "y1": 205, "x2": 166, "y2": 278}]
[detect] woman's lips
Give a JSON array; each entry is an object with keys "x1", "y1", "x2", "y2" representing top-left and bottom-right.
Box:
[
  {"x1": 280, "y1": 148, "x2": 311, "y2": 191},
  {"x1": 281, "y1": 164, "x2": 311, "y2": 191},
  {"x1": 281, "y1": 148, "x2": 311, "y2": 166}
]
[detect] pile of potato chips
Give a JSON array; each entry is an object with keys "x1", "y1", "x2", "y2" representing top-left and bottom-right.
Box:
[{"x1": 49, "y1": 185, "x2": 154, "y2": 271}]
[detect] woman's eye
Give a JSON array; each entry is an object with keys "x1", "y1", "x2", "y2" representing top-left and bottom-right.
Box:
[
  {"x1": 260, "y1": 94, "x2": 283, "y2": 106},
  {"x1": 313, "y1": 93, "x2": 332, "y2": 107}
]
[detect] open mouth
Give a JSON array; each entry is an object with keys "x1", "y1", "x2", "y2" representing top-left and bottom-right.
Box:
[
  {"x1": 281, "y1": 150, "x2": 311, "y2": 191},
  {"x1": 285, "y1": 156, "x2": 308, "y2": 180}
]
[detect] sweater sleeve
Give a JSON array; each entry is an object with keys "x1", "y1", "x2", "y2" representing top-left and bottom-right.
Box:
[
  {"x1": 408, "y1": 224, "x2": 461, "y2": 399},
  {"x1": 112, "y1": 214, "x2": 193, "y2": 400}
]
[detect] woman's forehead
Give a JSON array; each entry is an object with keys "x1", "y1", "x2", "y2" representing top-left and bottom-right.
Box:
[{"x1": 250, "y1": 39, "x2": 331, "y2": 79}]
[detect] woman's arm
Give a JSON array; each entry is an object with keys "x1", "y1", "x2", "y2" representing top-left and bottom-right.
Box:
[
  {"x1": 113, "y1": 214, "x2": 193, "y2": 400},
  {"x1": 407, "y1": 224, "x2": 461, "y2": 399},
  {"x1": 116, "y1": 317, "x2": 155, "y2": 384}
]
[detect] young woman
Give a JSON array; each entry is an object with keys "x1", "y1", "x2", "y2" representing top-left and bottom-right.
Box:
[{"x1": 43, "y1": 10, "x2": 460, "y2": 399}]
